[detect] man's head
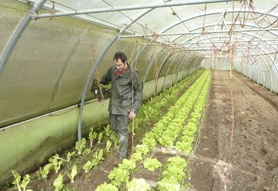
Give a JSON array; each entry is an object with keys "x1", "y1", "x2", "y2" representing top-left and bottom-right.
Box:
[{"x1": 113, "y1": 52, "x2": 128, "y2": 71}]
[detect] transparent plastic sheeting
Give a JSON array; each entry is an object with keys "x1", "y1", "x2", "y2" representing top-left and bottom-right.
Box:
[
  {"x1": 33, "y1": 0, "x2": 278, "y2": 57},
  {"x1": 34, "y1": 0, "x2": 278, "y2": 91},
  {"x1": 0, "y1": 0, "x2": 278, "y2": 128}
]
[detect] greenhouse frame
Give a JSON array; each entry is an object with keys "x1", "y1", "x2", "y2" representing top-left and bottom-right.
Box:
[{"x1": 0, "y1": 0, "x2": 277, "y2": 190}]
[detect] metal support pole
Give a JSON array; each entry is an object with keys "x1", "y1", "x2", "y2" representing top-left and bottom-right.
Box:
[
  {"x1": 121, "y1": 28, "x2": 278, "y2": 38},
  {"x1": 163, "y1": 53, "x2": 179, "y2": 90},
  {"x1": 34, "y1": 0, "x2": 239, "y2": 19},
  {"x1": 0, "y1": 0, "x2": 47, "y2": 77}
]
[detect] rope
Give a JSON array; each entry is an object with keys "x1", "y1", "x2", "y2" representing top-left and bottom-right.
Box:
[
  {"x1": 223, "y1": 1, "x2": 236, "y2": 189},
  {"x1": 224, "y1": 11, "x2": 236, "y2": 189},
  {"x1": 128, "y1": 41, "x2": 139, "y2": 179},
  {"x1": 151, "y1": 33, "x2": 159, "y2": 96},
  {"x1": 129, "y1": 43, "x2": 136, "y2": 155},
  {"x1": 224, "y1": 71, "x2": 235, "y2": 191},
  {"x1": 87, "y1": 27, "x2": 105, "y2": 105}
]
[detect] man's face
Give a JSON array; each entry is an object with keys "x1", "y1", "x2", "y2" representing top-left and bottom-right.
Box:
[{"x1": 114, "y1": 59, "x2": 126, "y2": 71}]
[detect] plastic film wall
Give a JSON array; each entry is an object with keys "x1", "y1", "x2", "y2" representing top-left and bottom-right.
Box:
[
  {"x1": 201, "y1": 54, "x2": 278, "y2": 93},
  {"x1": 0, "y1": 1, "x2": 201, "y2": 128},
  {"x1": 0, "y1": 0, "x2": 202, "y2": 186}
]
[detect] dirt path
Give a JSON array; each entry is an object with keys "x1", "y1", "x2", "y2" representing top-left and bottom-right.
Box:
[{"x1": 190, "y1": 70, "x2": 278, "y2": 191}]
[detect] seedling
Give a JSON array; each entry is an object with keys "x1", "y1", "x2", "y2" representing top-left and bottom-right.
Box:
[
  {"x1": 97, "y1": 132, "x2": 103, "y2": 143},
  {"x1": 110, "y1": 132, "x2": 118, "y2": 146},
  {"x1": 93, "y1": 149, "x2": 104, "y2": 163},
  {"x1": 106, "y1": 140, "x2": 112, "y2": 153},
  {"x1": 66, "y1": 151, "x2": 76, "y2": 162},
  {"x1": 88, "y1": 128, "x2": 97, "y2": 149},
  {"x1": 103, "y1": 124, "x2": 112, "y2": 136},
  {"x1": 49, "y1": 154, "x2": 63, "y2": 173},
  {"x1": 67, "y1": 164, "x2": 77, "y2": 183},
  {"x1": 83, "y1": 159, "x2": 98, "y2": 173},
  {"x1": 53, "y1": 173, "x2": 64, "y2": 191},
  {"x1": 39, "y1": 163, "x2": 52, "y2": 180},
  {"x1": 75, "y1": 138, "x2": 87, "y2": 155},
  {"x1": 11, "y1": 170, "x2": 32, "y2": 191}
]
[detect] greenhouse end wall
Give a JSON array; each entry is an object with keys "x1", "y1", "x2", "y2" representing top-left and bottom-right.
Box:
[{"x1": 201, "y1": 57, "x2": 278, "y2": 93}]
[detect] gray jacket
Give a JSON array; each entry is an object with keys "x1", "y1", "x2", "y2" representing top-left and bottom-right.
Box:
[{"x1": 100, "y1": 64, "x2": 143, "y2": 115}]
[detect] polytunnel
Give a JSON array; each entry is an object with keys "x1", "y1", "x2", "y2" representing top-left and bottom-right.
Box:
[{"x1": 0, "y1": 0, "x2": 278, "y2": 190}]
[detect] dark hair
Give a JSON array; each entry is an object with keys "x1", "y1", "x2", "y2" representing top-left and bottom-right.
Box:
[{"x1": 113, "y1": 52, "x2": 128, "y2": 64}]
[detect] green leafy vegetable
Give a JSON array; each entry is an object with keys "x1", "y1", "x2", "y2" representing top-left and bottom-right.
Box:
[
  {"x1": 67, "y1": 164, "x2": 77, "y2": 183},
  {"x1": 126, "y1": 178, "x2": 151, "y2": 191},
  {"x1": 53, "y1": 173, "x2": 64, "y2": 191},
  {"x1": 11, "y1": 170, "x2": 31, "y2": 191},
  {"x1": 39, "y1": 163, "x2": 52, "y2": 180},
  {"x1": 95, "y1": 182, "x2": 118, "y2": 191},
  {"x1": 75, "y1": 138, "x2": 87, "y2": 155},
  {"x1": 143, "y1": 158, "x2": 162, "y2": 171}
]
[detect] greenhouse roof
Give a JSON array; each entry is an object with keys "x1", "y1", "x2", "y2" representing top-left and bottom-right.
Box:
[
  {"x1": 0, "y1": 0, "x2": 277, "y2": 128},
  {"x1": 1, "y1": 1, "x2": 278, "y2": 186},
  {"x1": 33, "y1": 0, "x2": 278, "y2": 57}
]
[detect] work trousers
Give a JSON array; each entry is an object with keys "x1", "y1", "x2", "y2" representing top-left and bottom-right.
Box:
[{"x1": 109, "y1": 113, "x2": 130, "y2": 161}]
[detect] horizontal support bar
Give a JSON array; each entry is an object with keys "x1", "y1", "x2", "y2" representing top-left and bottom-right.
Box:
[
  {"x1": 34, "y1": 0, "x2": 239, "y2": 19},
  {"x1": 120, "y1": 28, "x2": 278, "y2": 38}
]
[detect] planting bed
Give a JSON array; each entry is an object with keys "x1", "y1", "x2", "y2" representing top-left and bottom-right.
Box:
[
  {"x1": 5, "y1": 70, "x2": 278, "y2": 191},
  {"x1": 190, "y1": 70, "x2": 278, "y2": 191}
]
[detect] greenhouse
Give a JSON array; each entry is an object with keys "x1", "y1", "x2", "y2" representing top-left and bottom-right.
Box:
[{"x1": 0, "y1": 0, "x2": 278, "y2": 190}]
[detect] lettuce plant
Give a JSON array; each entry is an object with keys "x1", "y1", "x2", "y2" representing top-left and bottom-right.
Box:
[
  {"x1": 118, "y1": 159, "x2": 136, "y2": 171},
  {"x1": 83, "y1": 159, "x2": 98, "y2": 173},
  {"x1": 66, "y1": 151, "x2": 76, "y2": 162},
  {"x1": 108, "y1": 167, "x2": 130, "y2": 186},
  {"x1": 39, "y1": 163, "x2": 52, "y2": 180},
  {"x1": 53, "y1": 174, "x2": 64, "y2": 191},
  {"x1": 49, "y1": 154, "x2": 63, "y2": 173},
  {"x1": 97, "y1": 132, "x2": 103, "y2": 143},
  {"x1": 75, "y1": 138, "x2": 87, "y2": 155},
  {"x1": 126, "y1": 178, "x2": 151, "y2": 191},
  {"x1": 88, "y1": 128, "x2": 97, "y2": 149},
  {"x1": 106, "y1": 140, "x2": 112, "y2": 153},
  {"x1": 103, "y1": 124, "x2": 112, "y2": 137},
  {"x1": 143, "y1": 158, "x2": 162, "y2": 171},
  {"x1": 157, "y1": 156, "x2": 189, "y2": 191},
  {"x1": 67, "y1": 164, "x2": 77, "y2": 183},
  {"x1": 95, "y1": 182, "x2": 118, "y2": 191},
  {"x1": 11, "y1": 170, "x2": 32, "y2": 191}
]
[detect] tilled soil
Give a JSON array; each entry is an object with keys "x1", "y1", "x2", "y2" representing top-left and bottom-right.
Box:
[{"x1": 190, "y1": 70, "x2": 278, "y2": 191}]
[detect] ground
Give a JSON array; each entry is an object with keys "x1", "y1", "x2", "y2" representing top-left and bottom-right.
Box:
[
  {"x1": 190, "y1": 70, "x2": 278, "y2": 191},
  {"x1": 5, "y1": 70, "x2": 278, "y2": 191}
]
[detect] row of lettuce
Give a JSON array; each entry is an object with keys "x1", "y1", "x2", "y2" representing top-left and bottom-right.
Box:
[
  {"x1": 9, "y1": 69, "x2": 210, "y2": 191},
  {"x1": 96, "y1": 70, "x2": 211, "y2": 191}
]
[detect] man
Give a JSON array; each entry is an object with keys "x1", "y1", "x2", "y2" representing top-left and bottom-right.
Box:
[{"x1": 100, "y1": 51, "x2": 143, "y2": 163}]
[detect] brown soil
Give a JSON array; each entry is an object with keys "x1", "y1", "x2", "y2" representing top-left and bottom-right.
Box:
[
  {"x1": 5, "y1": 70, "x2": 278, "y2": 191},
  {"x1": 190, "y1": 70, "x2": 278, "y2": 191}
]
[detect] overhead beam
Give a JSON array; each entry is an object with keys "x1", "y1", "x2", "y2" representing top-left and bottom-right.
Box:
[
  {"x1": 159, "y1": 8, "x2": 278, "y2": 34},
  {"x1": 120, "y1": 28, "x2": 278, "y2": 38},
  {"x1": 34, "y1": 0, "x2": 240, "y2": 19},
  {"x1": 119, "y1": 9, "x2": 278, "y2": 52}
]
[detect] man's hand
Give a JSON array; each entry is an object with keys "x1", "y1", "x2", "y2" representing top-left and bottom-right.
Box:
[{"x1": 128, "y1": 110, "x2": 136, "y2": 119}]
